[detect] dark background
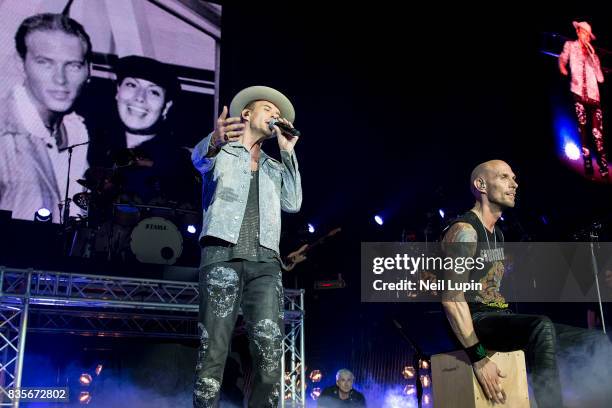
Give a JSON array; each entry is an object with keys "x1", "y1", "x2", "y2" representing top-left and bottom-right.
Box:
[
  {"x1": 4, "y1": 2, "x2": 612, "y2": 405},
  {"x1": 217, "y1": 2, "x2": 612, "y2": 396}
]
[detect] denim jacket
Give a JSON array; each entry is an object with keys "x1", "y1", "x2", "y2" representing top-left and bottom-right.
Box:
[{"x1": 192, "y1": 133, "x2": 302, "y2": 254}]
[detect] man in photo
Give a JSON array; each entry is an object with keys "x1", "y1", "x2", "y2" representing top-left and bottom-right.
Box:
[{"x1": 0, "y1": 13, "x2": 91, "y2": 223}]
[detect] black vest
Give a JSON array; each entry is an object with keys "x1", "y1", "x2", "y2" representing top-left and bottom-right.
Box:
[{"x1": 446, "y1": 211, "x2": 508, "y2": 310}]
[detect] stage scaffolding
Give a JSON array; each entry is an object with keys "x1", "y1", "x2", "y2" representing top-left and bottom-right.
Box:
[{"x1": 0, "y1": 266, "x2": 305, "y2": 407}]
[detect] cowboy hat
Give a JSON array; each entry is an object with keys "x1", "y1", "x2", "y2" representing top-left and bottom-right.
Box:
[
  {"x1": 229, "y1": 85, "x2": 295, "y2": 122},
  {"x1": 573, "y1": 21, "x2": 596, "y2": 40}
]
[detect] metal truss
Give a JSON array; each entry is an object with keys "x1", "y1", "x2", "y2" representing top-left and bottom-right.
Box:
[
  {"x1": 28, "y1": 308, "x2": 199, "y2": 339},
  {"x1": 281, "y1": 289, "x2": 305, "y2": 407},
  {"x1": 0, "y1": 266, "x2": 305, "y2": 407},
  {"x1": 0, "y1": 305, "x2": 25, "y2": 407},
  {"x1": 0, "y1": 267, "x2": 200, "y2": 312}
]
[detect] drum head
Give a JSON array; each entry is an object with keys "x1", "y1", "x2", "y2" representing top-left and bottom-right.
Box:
[{"x1": 130, "y1": 217, "x2": 183, "y2": 265}]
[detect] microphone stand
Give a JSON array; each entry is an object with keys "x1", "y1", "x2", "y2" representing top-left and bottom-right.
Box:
[
  {"x1": 588, "y1": 222, "x2": 607, "y2": 334},
  {"x1": 61, "y1": 141, "x2": 89, "y2": 253},
  {"x1": 393, "y1": 319, "x2": 427, "y2": 408}
]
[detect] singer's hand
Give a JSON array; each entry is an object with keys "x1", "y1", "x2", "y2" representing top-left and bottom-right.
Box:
[
  {"x1": 274, "y1": 117, "x2": 299, "y2": 152},
  {"x1": 211, "y1": 106, "x2": 244, "y2": 149}
]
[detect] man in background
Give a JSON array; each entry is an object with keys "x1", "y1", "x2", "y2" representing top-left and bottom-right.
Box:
[{"x1": 318, "y1": 369, "x2": 366, "y2": 407}]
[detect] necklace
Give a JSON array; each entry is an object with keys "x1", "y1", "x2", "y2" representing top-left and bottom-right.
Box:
[{"x1": 472, "y1": 209, "x2": 497, "y2": 251}]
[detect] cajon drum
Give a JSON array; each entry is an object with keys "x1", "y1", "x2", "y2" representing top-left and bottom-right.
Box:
[{"x1": 431, "y1": 350, "x2": 529, "y2": 408}]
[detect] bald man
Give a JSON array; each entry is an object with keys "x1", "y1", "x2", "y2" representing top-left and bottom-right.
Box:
[{"x1": 440, "y1": 160, "x2": 610, "y2": 408}]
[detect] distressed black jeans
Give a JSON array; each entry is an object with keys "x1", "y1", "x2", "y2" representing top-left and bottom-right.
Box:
[
  {"x1": 574, "y1": 95, "x2": 608, "y2": 177},
  {"x1": 194, "y1": 260, "x2": 284, "y2": 408},
  {"x1": 472, "y1": 309, "x2": 611, "y2": 408}
]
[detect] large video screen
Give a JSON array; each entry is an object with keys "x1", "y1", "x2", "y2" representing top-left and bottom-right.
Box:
[{"x1": 0, "y1": 0, "x2": 220, "y2": 224}]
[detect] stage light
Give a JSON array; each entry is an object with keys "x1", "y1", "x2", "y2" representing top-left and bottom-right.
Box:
[
  {"x1": 79, "y1": 373, "x2": 93, "y2": 386},
  {"x1": 187, "y1": 225, "x2": 197, "y2": 234},
  {"x1": 420, "y1": 374, "x2": 431, "y2": 388},
  {"x1": 554, "y1": 110, "x2": 581, "y2": 164},
  {"x1": 401, "y1": 365, "x2": 416, "y2": 379},
  {"x1": 309, "y1": 369, "x2": 322, "y2": 382},
  {"x1": 564, "y1": 142, "x2": 581, "y2": 161},
  {"x1": 374, "y1": 215, "x2": 384, "y2": 226},
  {"x1": 500, "y1": 216, "x2": 505, "y2": 222},
  {"x1": 310, "y1": 387, "x2": 322, "y2": 400},
  {"x1": 95, "y1": 364, "x2": 103, "y2": 376},
  {"x1": 79, "y1": 391, "x2": 92, "y2": 404},
  {"x1": 403, "y1": 384, "x2": 416, "y2": 395},
  {"x1": 285, "y1": 391, "x2": 293, "y2": 400},
  {"x1": 423, "y1": 393, "x2": 431, "y2": 404},
  {"x1": 419, "y1": 359, "x2": 429, "y2": 370},
  {"x1": 34, "y1": 207, "x2": 52, "y2": 222},
  {"x1": 307, "y1": 223, "x2": 315, "y2": 233},
  {"x1": 438, "y1": 209, "x2": 445, "y2": 219}
]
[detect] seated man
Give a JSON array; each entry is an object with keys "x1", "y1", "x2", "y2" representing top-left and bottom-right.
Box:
[
  {"x1": 441, "y1": 159, "x2": 612, "y2": 408},
  {"x1": 318, "y1": 369, "x2": 366, "y2": 407}
]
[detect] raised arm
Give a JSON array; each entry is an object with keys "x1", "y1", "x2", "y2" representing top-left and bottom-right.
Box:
[{"x1": 191, "y1": 106, "x2": 245, "y2": 174}]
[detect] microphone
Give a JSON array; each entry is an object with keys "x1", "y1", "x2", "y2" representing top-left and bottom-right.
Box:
[{"x1": 269, "y1": 118, "x2": 301, "y2": 137}]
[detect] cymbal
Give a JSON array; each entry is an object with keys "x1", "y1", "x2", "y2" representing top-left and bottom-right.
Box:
[{"x1": 73, "y1": 192, "x2": 91, "y2": 211}]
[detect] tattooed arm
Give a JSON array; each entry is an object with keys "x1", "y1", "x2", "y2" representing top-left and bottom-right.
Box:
[
  {"x1": 441, "y1": 222, "x2": 506, "y2": 404},
  {"x1": 441, "y1": 222, "x2": 479, "y2": 347}
]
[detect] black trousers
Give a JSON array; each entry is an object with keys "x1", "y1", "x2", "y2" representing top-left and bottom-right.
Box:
[
  {"x1": 472, "y1": 309, "x2": 612, "y2": 408},
  {"x1": 573, "y1": 95, "x2": 608, "y2": 176},
  {"x1": 193, "y1": 260, "x2": 284, "y2": 408}
]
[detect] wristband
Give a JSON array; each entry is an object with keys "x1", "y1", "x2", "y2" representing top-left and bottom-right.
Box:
[{"x1": 465, "y1": 342, "x2": 488, "y2": 364}]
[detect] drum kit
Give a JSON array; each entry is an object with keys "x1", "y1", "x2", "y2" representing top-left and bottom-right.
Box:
[{"x1": 68, "y1": 149, "x2": 199, "y2": 265}]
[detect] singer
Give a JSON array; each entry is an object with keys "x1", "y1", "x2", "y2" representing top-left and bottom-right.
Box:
[
  {"x1": 559, "y1": 21, "x2": 608, "y2": 180},
  {"x1": 191, "y1": 85, "x2": 302, "y2": 407}
]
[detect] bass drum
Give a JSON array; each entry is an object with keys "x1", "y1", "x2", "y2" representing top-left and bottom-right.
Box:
[{"x1": 130, "y1": 217, "x2": 183, "y2": 265}]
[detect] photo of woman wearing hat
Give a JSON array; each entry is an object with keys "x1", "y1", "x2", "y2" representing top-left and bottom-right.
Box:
[{"x1": 87, "y1": 55, "x2": 199, "y2": 207}]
